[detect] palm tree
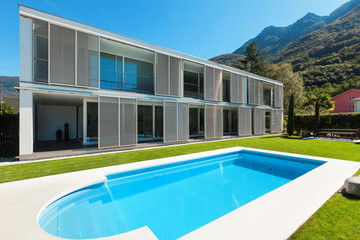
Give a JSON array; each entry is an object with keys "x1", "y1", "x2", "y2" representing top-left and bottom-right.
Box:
[{"x1": 302, "y1": 93, "x2": 334, "y2": 134}]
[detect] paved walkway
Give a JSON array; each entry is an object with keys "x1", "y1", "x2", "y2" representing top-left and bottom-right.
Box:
[{"x1": 2, "y1": 134, "x2": 283, "y2": 166}]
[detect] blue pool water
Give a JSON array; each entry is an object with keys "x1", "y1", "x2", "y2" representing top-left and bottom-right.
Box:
[{"x1": 38, "y1": 150, "x2": 324, "y2": 240}]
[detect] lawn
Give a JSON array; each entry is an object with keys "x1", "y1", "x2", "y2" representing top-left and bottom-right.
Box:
[{"x1": 0, "y1": 135, "x2": 359, "y2": 239}]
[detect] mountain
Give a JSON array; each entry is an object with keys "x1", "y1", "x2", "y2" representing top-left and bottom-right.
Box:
[
  {"x1": 271, "y1": 3, "x2": 360, "y2": 94},
  {"x1": 233, "y1": 13, "x2": 327, "y2": 57},
  {"x1": 210, "y1": 0, "x2": 360, "y2": 67},
  {"x1": 209, "y1": 53, "x2": 244, "y2": 66}
]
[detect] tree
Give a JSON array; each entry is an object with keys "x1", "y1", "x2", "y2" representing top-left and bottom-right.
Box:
[
  {"x1": 302, "y1": 93, "x2": 335, "y2": 134},
  {"x1": 233, "y1": 42, "x2": 268, "y2": 76},
  {"x1": 287, "y1": 94, "x2": 294, "y2": 136},
  {"x1": 0, "y1": 101, "x2": 15, "y2": 114},
  {"x1": 266, "y1": 63, "x2": 305, "y2": 113}
]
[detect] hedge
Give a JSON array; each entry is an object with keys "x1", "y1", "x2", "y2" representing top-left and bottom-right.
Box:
[
  {"x1": 294, "y1": 112, "x2": 360, "y2": 133},
  {"x1": 0, "y1": 114, "x2": 19, "y2": 157}
]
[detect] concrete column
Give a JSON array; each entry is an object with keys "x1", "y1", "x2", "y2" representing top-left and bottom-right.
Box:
[{"x1": 19, "y1": 91, "x2": 33, "y2": 155}]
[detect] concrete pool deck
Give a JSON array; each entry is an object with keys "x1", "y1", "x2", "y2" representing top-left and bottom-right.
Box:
[{"x1": 0, "y1": 147, "x2": 359, "y2": 240}]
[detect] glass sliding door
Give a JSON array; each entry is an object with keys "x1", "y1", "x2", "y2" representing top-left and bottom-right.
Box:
[
  {"x1": 223, "y1": 109, "x2": 238, "y2": 135},
  {"x1": 189, "y1": 107, "x2": 204, "y2": 138},
  {"x1": 138, "y1": 105, "x2": 153, "y2": 140},
  {"x1": 86, "y1": 102, "x2": 98, "y2": 143},
  {"x1": 138, "y1": 104, "x2": 163, "y2": 142}
]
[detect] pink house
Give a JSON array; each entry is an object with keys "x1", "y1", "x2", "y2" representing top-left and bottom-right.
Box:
[{"x1": 332, "y1": 89, "x2": 360, "y2": 113}]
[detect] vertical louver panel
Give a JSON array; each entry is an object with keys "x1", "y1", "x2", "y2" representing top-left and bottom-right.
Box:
[
  {"x1": 215, "y1": 105, "x2": 223, "y2": 138},
  {"x1": 205, "y1": 104, "x2": 222, "y2": 139},
  {"x1": 238, "y1": 75, "x2": 245, "y2": 104},
  {"x1": 120, "y1": 98, "x2": 137, "y2": 146},
  {"x1": 170, "y1": 57, "x2": 181, "y2": 97},
  {"x1": 156, "y1": 53, "x2": 169, "y2": 95},
  {"x1": 238, "y1": 107, "x2": 252, "y2": 136},
  {"x1": 258, "y1": 81, "x2": 264, "y2": 106},
  {"x1": 214, "y1": 69, "x2": 222, "y2": 101},
  {"x1": 205, "y1": 104, "x2": 215, "y2": 139},
  {"x1": 253, "y1": 108, "x2": 266, "y2": 135},
  {"x1": 231, "y1": 73, "x2": 239, "y2": 103},
  {"x1": 77, "y1": 32, "x2": 99, "y2": 88},
  {"x1": 50, "y1": 24, "x2": 75, "y2": 85},
  {"x1": 270, "y1": 109, "x2": 283, "y2": 133},
  {"x1": 99, "y1": 97, "x2": 119, "y2": 148},
  {"x1": 205, "y1": 66, "x2": 214, "y2": 100},
  {"x1": 164, "y1": 101, "x2": 178, "y2": 142},
  {"x1": 274, "y1": 85, "x2": 283, "y2": 108},
  {"x1": 177, "y1": 102, "x2": 189, "y2": 141}
]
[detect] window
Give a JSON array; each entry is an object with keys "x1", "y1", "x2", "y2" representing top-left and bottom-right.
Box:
[
  {"x1": 100, "y1": 53, "x2": 154, "y2": 93},
  {"x1": 223, "y1": 109, "x2": 238, "y2": 135},
  {"x1": 86, "y1": 102, "x2": 98, "y2": 142},
  {"x1": 189, "y1": 107, "x2": 204, "y2": 137},
  {"x1": 350, "y1": 96, "x2": 354, "y2": 100},
  {"x1": 263, "y1": 88, "x2": 272, "y2": 106},
  {"x1": 33, "y1": 20, "x2": 48, "y2": 83},
  {"x1": 137, "y1": 105, "x2": 163, "y2": 142},
  {"x1": 222, "y1": 77, "x2": 230, "y2": 102},
  {"x1": 350, "y1": 105, "x2": 354, "y2": 109},
  {"x1": 184, "y1": 71, "x2": 204, "y2": 99}
]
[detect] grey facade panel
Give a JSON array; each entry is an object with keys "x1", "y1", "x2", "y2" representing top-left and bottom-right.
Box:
[
  {"x1": 214, "y1": 69, "x2": 222, "y2": 101},
  {"x1": 238, "y1": 106, "x2": 252, "y2": 136},
  {"x1": 50, "y1": 24, "x2": 75, "y2": 85},
  {"x1": 99, "y1": 96, "x2": 119, "y2": 148},
  {"x1": 215, "y1": 105, "x2": 223, "y2": 138},
  {"x1": 238, "y1": 75, "x2": 245, "y2": 104},
  {"x1": 274, "y1": 85, "x2": 283, "y2": 108},
  {"x1": 270, "y1": 109, "x2": 283, "y2": 133},
  {"x1": 253, "y1": 108, "x2": 266, "y2": 135},
  {"x1": 170, "y1": 57, "x2": 181, "y2": 97},
  {"x1": 77, "y1": 31, "x2": 99, "y2": 88},
  {"x1": 155, "y1": 53, "x2": 169, "y2": 96},
  {"x1": 205, "y1": 104, "x2": 215, "y2": 139},
  {"x1": 120, "y1": 98, "x2": 137, "y2": 146},
  {"x1": 177, "y1": 102, "x2": 189, "y2": 141},
  {"x1": 164, "y1": 101, "x2": 177, "y2": 142},
  {"x1": 231, "y1": 73, "x2": 239, "y2": 103},
  {"x1": 205, "y1": 66, "x2": 214, "y2": 100}
]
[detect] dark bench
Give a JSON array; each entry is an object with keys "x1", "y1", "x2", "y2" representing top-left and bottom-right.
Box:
[{"x1": 316, "y1": 129, "x2": 360, "y2": 140}]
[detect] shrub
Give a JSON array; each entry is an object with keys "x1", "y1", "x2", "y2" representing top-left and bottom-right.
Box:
[
  {"x1": 294, "y1": 113, "x2": 360, "y2": 132},
  {"x1": 0, "y1": 114, "x2": 19, "y2": 157}
]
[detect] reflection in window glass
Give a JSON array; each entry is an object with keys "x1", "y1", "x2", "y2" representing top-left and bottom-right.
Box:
[
  {"x1": 184, "y1": 71, "x2": 203, "y2": 99},
  {"x1": 189, "y1": 108, "x2": 204, "y2": 137}
]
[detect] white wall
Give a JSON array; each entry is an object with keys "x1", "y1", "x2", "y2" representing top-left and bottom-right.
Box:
[
  {"x1": 355, "y1": 101, "x2": 360, "y2": 113},
  {"x1": 37, "y1": 105, "x2": 77, "y2": 141},
  {"x1": 19, "y1": 16, "x2": 33, "y2": 82},
  {"x1": 20, "y1": 91, "x2": 33, "y2": 155}
]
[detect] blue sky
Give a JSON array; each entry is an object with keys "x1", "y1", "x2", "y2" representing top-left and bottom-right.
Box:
[{"x1": 0, "y1": 0, "x2": 349, "y2": 76}]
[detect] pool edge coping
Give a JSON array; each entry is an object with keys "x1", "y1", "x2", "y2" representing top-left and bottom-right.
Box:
[{"x1": 0, "y1": 147, "x2": 359, "y2": 240}]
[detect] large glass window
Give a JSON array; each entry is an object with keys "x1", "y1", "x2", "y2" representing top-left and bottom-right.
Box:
[
  {"x1": 138, "y1": 105, "x2": 163, "y2": 142},
  {"x1": 189, "y1": 107, "x2": 204, "y2": 137},
  {"x1": 263, "y1": 88, "x2": 272, "y2": 106},
  {"x1": 223, "y1": 109, "x2": 238, "y2": 135},
  {"x1": 124, "y1": 58, "x2": 153, "y2": 93},
  {"x1": 184, "y1": 71, "x2": 204, "y2": 99},
  {"x1": 33, "y1": 20, "x2": 48, "y2": 83},
  {"x1": 100, "y1": 53, "x2": 153, "y2": 93},
  {"x1": 222, "y1": 78, "x2": 230, "y2": 102}
]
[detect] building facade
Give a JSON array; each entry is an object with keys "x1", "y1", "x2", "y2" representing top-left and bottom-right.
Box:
[
  {"x1": 19, "y1": 6, "x2": 283, "y2": 156},
  {"x1": 331, "y1": 89, "x2": 360, "y2": 113}
]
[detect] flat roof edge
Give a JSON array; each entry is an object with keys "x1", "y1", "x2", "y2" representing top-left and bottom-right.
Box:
[{"x1": 19, "y1": 5, "x2": 283, "y2": 86}]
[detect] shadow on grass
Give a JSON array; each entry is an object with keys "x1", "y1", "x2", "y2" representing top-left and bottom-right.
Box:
[
  {"x1": 339, "y1": 188, "x2": 360, "y2": 201},
  {"x1": 262, "y1": 135, "x2": 304, "y2": 141}
]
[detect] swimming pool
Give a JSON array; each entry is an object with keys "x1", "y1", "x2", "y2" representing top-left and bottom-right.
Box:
[{"x1": 38, "y1": 149, "x2": 325, "y2": 240}]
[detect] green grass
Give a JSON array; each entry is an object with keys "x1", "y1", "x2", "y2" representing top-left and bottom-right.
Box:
[
  {"x1": 1, "y1": 135, "x2": 360, "y2": 184},
  {"x1": 1, "y1": 135, "x2": 360, "y2": 239},
  {"x1": 290, "y1": 169, "x2": 360, "y2": 240}
]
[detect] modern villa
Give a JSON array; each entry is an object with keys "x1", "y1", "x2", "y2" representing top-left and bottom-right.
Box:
[{"x1": 18, "y1": 5, "x2": 283, "y2": 156}]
